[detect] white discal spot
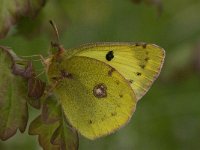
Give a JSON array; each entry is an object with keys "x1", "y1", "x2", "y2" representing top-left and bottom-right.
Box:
[
  {"x1": 96, "y1": 88, "x2": 103, "y2": 95},
  {"x1": 93, "y1": 83, "x2": 107, "y2": 98}
]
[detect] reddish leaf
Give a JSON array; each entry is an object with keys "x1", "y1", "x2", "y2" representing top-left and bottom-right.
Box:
[
  {"x1": 12, "y1": 61, "x2": 34, "y2": 79},
  {"x1": 12, "y1": 60, "x2": 46, "y2": 100},
  {"x1": 28, "y1": 77, "x2": 46, "y2": 100}
]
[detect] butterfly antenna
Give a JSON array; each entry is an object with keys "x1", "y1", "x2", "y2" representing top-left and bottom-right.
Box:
[
  {"x1": 49, "y1": 20, "x2": 60, "y2": 43},
  {"x1": 49, "y1": 20, "x2": 65, "y2": 53}
]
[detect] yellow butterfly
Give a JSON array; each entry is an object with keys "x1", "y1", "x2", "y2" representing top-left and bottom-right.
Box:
[{"x1": 45, "y1": 42, "x2": 165, "y2": 140}]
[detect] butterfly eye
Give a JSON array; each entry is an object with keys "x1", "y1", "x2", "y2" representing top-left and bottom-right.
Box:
[
  {"x1": 106, "y1": 51, "x2": 114, "y2": 61},
  {"x1": 60, "y1": 70, "x2": 73, "y2": 79}
]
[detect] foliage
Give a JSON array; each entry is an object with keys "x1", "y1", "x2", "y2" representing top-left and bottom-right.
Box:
[
  {"x1": 29, "y1": 96, "x2": 78, "y2": 150},
  {"x1": 0, "y1": 47, "x2": 28, "y2": 141},
  {"x1": 0, "y1": 0, "x2": 45, "y2": 39},
  {"x1": 0, "y1": 45, "x2": 79, "y2": 150},
  {"x1": 0, "y1": 0, "x2": 200, "y2": 150}
]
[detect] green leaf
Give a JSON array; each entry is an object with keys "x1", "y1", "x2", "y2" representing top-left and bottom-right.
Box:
[
  {"x1": 0, "y1": 0, "x2": 46, "y2": 39},
  {"x1": 41, "y1": 95, "x2": 61, "y2": 124},
  {"x1": 51, "y1": 120, "x2": 79, "y2": 150},
  {"x1": 29, "y1": 95, "x2": 79, "y2": 150},
  {"x1": 0, "y1": 47, "x2": 28, "y2": 140},
  {"x1": 29, "y1": 115, "x2": 60, "y2": 150},
  {"x1": 42, "y1": 96, "x2": 79, "y2": 150}
]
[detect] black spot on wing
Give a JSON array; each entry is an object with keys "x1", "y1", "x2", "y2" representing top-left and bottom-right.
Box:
[
  {"x1": 119, "y1": 94, "x2": 123, "y2": 98},
  {"x1": 108, "y1": 68, "x2": 115, "y2": 76},
  {"x1": 111, "y1": 112, "x2": 117, "y2": 116},
  {"x1": 145, "y1": 57, "x2": 149, "y2": 61},
  {"x1": 106, "y1": 51, "x2": 114, "y2": 61},
  {"x1": 135, "y1": 42, "x2": 147, "y2": 48},
  {"x1": 135, "y1": 43, "x2": 140, "y2": 46},
  {"x1": 142, "y1": 43, "x2": 147, "y2": 48},
  {"x1": 51, "y1": 76, "x2": 61, "y2": 80},
  {"x1": 136, "y1": 72, "x2": 142, "y2": 76},
  {"x1": 116, "y1": 80, "x2": 120, "y2": 85},
  {"x1": 101, "y1": 118, "x2": 105, "y2": 121},
  {"x1": 139, "y1": 64, "x2": 145, "y2": 69},
  {"x1": 101, "y1": 114, "x2": 107, "y2": 121},
  {"x1": 89, "y1": 120, "x2": 93, "y2": 124},
  {"x1": 129, "y1": 79, "x2": 134, "y2": 83}
]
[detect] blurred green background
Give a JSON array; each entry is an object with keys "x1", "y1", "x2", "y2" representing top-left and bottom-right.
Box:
[{"x1": 0, "y1": 0, "x2": 200, "y2": 149}]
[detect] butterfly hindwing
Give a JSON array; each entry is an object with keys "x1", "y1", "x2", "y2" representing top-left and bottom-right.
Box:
[{"x1": 47, "y1": 56, "x2": 136, "y2": 139}]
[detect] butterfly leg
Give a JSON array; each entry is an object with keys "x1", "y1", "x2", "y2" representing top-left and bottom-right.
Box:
[{"x1": 43, "y1": 79, "x2": 61, "y2": 97}]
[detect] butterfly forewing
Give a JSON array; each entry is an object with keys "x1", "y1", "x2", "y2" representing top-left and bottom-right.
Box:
[{"x1": 74, "y1": 42, "x2": 165, "y2": 100}]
